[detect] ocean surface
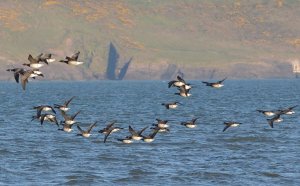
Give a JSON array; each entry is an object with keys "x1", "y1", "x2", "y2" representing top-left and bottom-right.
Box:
[{"x1": 0, "y1": 80, "x2": 299, "y2": 185}]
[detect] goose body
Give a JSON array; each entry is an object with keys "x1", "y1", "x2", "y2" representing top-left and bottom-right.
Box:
[{"x1": 223, "y1": 121, "x2": 241, "y2": 132}]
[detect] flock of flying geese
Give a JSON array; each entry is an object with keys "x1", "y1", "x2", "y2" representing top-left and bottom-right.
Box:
[
  {"x1": 6, "y1": 51, "x2": 83, "y2": 90},
  {"x1": 6, "y1": 51, "x2": 297, "y2": 143}
]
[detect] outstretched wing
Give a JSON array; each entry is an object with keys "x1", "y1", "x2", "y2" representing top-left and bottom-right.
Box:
[
  {"x1": 28, "y1": 54, "x2": 37, "y2": 64},
  {"x1": 104, "y1": 128, "x2": 114, "y2": 143},
  {"x1": 267, "y1": 119, "x2": 274, "y2": 128},
  {"x1": 138, "y1": 126, "x2": 149, "y2": 135},
  {"x1": 52, "y1": 117, "x2": 59, "y2": 127},
  {"x1": 128, "y1": 125, "x2": 139, "y2": 136},
  {"x1": 60, "y1": 110, "x2": 71, "y2": 120},
  {"x1": 36, "y1": 53, "x2": 43, "y2": 60},
  {"x1": 192, "y1": 117, "x2": 199, "y2": 124},
  {"x1": 222, "y1": 125, "x2": 230, "y2": 132},
  {"x1": 177, "y1": 75, "x2": 185, "y2": 83},
  {"x1": 202, "y1": 81, "x2": 211, "y2": 86},
  {"x1": 20, "y1": 70, "x2": 33, "y2": 90},
  {"x1": 77, "y1": 125, "x2": 84, "y2": 133},
  {"x1": 168, "y1": 80, "x2": 176, "y2": 88},
  {"x1": 71, "y1": 110, "x2": 81, "y2": 120},
  {"x1": 65, "y1": 96, "x2": 75, "y2": 106},
  {"x1": 14, "y1": 72, "x2": 20, "y2": 83},
  {"x1": 71, "y1": 51, "x2": 80, "y2": 60},
  {"x1": 150, "y1": 129, "x2": 159, "y2": 138},
  {"x1": 106, "y1": 120, "x2": 116, "y2": 129},
  {"x1": 218, "y1": 77, "x2": 227, "y2": 83},
  {"x1": 87, "y1": 121, "x2": 97, "y2": 133}
]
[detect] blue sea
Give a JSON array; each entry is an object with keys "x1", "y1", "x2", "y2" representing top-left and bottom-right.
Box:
[{"x1": 0, "y1": 80, "x2": 299, "y2": 185}]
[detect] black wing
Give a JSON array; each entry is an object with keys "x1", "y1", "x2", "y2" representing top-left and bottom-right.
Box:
[
  {"x1": 222, "y1": 125, "x2": 230, "y2": 132},
  {"x1": 71, "y1": 51, "x2": 80, "y2": 60},
  {"x1": 52, "y1": 117, "x2": 59, "y2": 127},
  {"x1": 87, "y1": 121, "x2": 97, "y2": 133},
  {"x1": 256, "y1": 110, "x2": 264, "y2": 113},
  {"x1": 106, "y1": 120, "x2": 116, "y2": 129},
  {"x1": 37, "y1": 107, "x2": 44, "y2": 118},
  {"x1": 104, "y1": 128, "x2": 114, "y2": 143},
  {"x1": 44, "y1": 53, "x2": 52, "y2": 59},
  {"x1": 60, "y1": 110, "x2": 71, "y2": 120},
  {"x1": 40, "y1": 114, "x2": 47, "y2": 125},
  {"x1": 267, "y1": 119, "x2": 274, "y2": 128},
  {"x1": 128, "y1": 125, "x2": 139, "y2": 136},
  {"x1": 168, "y1": 80, "x2": 176, "y2": 88},
  {"x1": 289, "y1": 105, "x2": 298, "y2": 109},
  {"x1": 50, "y1": 107, "x2": 56, "y2": 114},
  {"x1": 177, "y1": 75, "x2": 186, "y2": 83},
  {"x1": 71, "y1": 110, "x2": 81, "y2": 120},
  {"x1": 14, "y1": 72, "x2": 20, "y2": 83},
  {"x1": 77, "y1": 125, "x2": 84, "y2": 133},
  {"x1": 218, "y1": 77, "x2": 227, "y2": 83},
  {"x1": 191, "y1": 117, "x2": 199, "y2": 124},
  {"x1": 161, "y1": 103, "x2": 169, "y2": 109},
  {"x1": 20, "y1": 70, "x2": 33, "y2": 90},
  {"x1": 150, "y1": 129, "x2": 159, "y2": 138},
  {"x1": 202, "y1": 81, "x2": 211, "y2": 86},
  {"x1": 138, "y1": 126, "x2": 149, "y2": 135},
  {"x1": 28, "y1": 54, "x2": 37, "y2": 64},
  {"x1": 64, "y1": 96, "x2": 75, "y2": 106}
]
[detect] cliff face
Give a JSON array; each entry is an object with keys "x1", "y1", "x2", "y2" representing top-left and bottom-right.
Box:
[{"x1": 1, "y1": 0, "x2": 300, "y2": 80}]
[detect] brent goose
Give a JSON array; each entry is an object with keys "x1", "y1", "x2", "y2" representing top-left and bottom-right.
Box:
[
  {"x1": 223, "y1": 121, "x2": 241, "y2": 132},
  {"x1": 150, "y1": 126, "x2": 170, "y2": 133},
  {"x1": 98, "y1": 121, "x2": 123, "y2": 134},
  {"x1": 175, "y1": 85, "x2": 191, "y2": 97},
  {"x1": 128, "y1": 125, "x2": 148, "y2": 140},
  {"x1": 32, "y1": 114, "x2": 58, "y2": 127},
  {"x1": 117, "y1": 136, "x2": 133, "y2": 144},
  {"x1": 151, "y1": 119, "x2": 170, "y2": 132},
  {"x1": 54, "y1": 96, "x2": 75, "y2": 112},
  {"x1": 154, "y1": 118, "x2": 169, "y2": 128},
  {"x1": 278, "y1": 105, "x2": 297, "y2": 115},
  {"x1": 202, "y1": 77, "x2": 227, "y2": 88},
  {"x1": 58, "y1": 123, "x2": 75, "y2": 133},
  {"x1": 161, "y1": 102, "x2": 181, "y2": 109},
  {"x1": 39, "y1": 53, "x2": 55, "y2": 64},
  {"x1": 141, "y1": 129, "x2": 159, "y2": 143},
  {"x1": 40, "y1": 114, "x2": 59, "y2": 127},
  {"x1": 98, "y1": 121, "x2": 123, "y2": 143},
  {"x1": 98, "y1": 121, "x2": 116, "y2": 134},
  {"x1": 257, "y1": 109, "x2": 277, "y2": 117},
  {"x1": 33, "y1": 105, "x2": 56, "y2": 117},
  {"x1": 77, "y1": 121, "x2": 97, "y2": 138},
  {"x1": 181, "y1": 118, "x2": 199, "y2": 128},
  {"x1": 59, "y1": 51, "x2": 84, "y2": 65},
  {"x1": 23, "y1": 54, "x2": 44, "y2": 69},
  {"x1": 168, "y1": 75, "x2": 186, "y2": 88},
  {"x1": 103, "y1": 127, "x2": 120, "y2": 143},
  {"x1": 60, "y1": 110, "x2": 80, "y2": 125}
]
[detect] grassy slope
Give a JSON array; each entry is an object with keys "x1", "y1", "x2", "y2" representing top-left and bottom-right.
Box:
[{"x1": 1, "y1": 0, "x2": 300, "y2": 79}]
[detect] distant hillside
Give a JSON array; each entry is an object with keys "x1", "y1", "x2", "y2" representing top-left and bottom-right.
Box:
[{"x1": 1, "y1": 0, "x2": 300, "y2": 80}]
